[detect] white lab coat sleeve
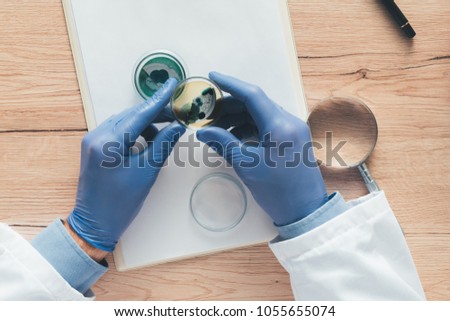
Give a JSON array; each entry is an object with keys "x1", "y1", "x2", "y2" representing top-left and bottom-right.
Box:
[
  {"x1": 269, "y1": 191, "x2": 426, "y2": 301},
  {"x1": 0, "y1": 223, "x2": 90, "y2": 301}
]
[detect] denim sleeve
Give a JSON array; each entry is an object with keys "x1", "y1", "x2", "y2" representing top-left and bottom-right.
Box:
[
  {"x1": 32, "y1": 219, "x2": 108, "y2": 296},
  {"x1": 277, "y1": 192, "x2": 349, "y2": 240}
]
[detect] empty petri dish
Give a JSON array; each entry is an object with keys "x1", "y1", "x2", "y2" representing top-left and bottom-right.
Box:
[
  {"x1": 171, "y1": 77, "x2": 223, "y2": 130},
  {"x1": 190, "y1": 173, "x2": 247, "y2": 232},
  {"x1": 134, "y1": 51, "x2": 186, "y2": 99}
]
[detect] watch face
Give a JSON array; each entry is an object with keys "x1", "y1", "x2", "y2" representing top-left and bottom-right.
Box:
[{"x1": 134, "y1": 51, "x2": 186, "y2": 99}]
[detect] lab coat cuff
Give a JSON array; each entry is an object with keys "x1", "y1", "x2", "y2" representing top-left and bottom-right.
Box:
[
  {"x1": 32, "y1": 219, "x2": 108, "y2": 296},
  {"x1": 270, "y1": 191, "x2": 388, "y2": 254},
  {"x1": 276, "y1": 192, "x2": 349, "y2": 240}
]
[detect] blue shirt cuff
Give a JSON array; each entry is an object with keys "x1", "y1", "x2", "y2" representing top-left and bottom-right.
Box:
[
  {"x1": 277, "y1": 192, "x2": 349, "y2": 240},
  {"x1": 32, "y1": 219, "x2": 108, "y2": 296}
]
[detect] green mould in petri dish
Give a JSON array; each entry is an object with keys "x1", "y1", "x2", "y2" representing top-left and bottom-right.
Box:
[
  {"x1": 171, "y1": 77, "x2": 223, "y2": 130},
  {"x1": 134, "y1": 51, "x2": 186, "y2": 99}
]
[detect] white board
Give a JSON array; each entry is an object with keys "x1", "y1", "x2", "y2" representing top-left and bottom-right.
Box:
[{"x1": 62, "y1": 0, "x2": 307, "y2": 270}]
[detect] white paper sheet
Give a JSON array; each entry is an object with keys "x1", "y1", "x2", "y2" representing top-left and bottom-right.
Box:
[{"x1": 65, "y1": 0, "x2": 307, "y2": 270}]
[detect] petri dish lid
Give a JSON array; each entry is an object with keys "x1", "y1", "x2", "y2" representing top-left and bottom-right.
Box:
[{"x1": 190, "y1": 173, "x2": 247, "y2": 232}]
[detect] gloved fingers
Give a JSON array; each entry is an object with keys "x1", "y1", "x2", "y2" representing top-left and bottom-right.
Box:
[
  {"x1": 115, "y1": 78, "x2": 178, "y2": 145},
  {"x1": 152, "y1": 103, "x2": 176, "y2": 124},
  {"x1": 216, "y1": 96, "x2": 247, "y2": 116},
  {"x1": 209, "y1": 72, "x2": 281, "y2": 131},
  {"x1": 230, "y1": 124, "x2": 259, "y2": 143},
  {"x1": 197, "y1": 127, "x2": 242, "y2": 165},
  {"x1": 128, "y1": 124, "x2": 160, "y2": 156},
  {"x1": 146, "y1": 121, "x2": 186, "y2": 168},
  {"x1": 104, "y1": 99, "x2": 172, "y2": 132},
  {"x1": 206, "y1": 96, "x2": 251, "y2": 129},
  {"x1": 213, "y1": 112, "x2": 254, "y2": 130},
  {"x1": 141, "y1": 124, "x2": 160, "y2": 143}
]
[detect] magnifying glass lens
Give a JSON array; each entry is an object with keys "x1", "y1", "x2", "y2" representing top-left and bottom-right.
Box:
[{"x1": 308, "y1": 98, "x2": 378, "y2": 168}]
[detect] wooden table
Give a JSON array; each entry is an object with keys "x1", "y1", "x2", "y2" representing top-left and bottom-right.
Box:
[{"x1": 1, "y1": 0, "x2": 449, "y2": 300}]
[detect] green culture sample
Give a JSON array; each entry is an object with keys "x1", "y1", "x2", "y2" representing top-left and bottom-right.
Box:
[{"x1": 134, "y1": 52, "x2": 186, "y2": 99}]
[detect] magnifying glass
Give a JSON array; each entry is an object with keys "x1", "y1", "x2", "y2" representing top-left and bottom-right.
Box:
[{"x1": 308, "y1": 97, "x2": 380, "y2": 193}]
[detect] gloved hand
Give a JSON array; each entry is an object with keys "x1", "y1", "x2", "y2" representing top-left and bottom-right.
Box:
[
  {"x1": 197, "y1": 72, "x2": 328, "y2": 226},
  {"x1": 67, "y1": 78, "x2": 185, "y2": 252}
]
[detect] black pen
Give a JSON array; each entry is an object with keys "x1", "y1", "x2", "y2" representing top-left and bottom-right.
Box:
[{"x1": 380, "y1": 0, "x2": 416, "y2": 38}]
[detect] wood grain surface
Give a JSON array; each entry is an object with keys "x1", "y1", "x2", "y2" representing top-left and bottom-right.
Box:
[{"x1": 1, "y1": 0, "x2": 449, "y2": 300}]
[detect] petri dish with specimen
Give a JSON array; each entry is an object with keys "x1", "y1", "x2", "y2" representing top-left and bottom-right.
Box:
[
  {"x1": 171, "y1": 77, "x2": 223, "y2": 130},
  {"x1": 134, "y1": 51, "x2": 187, "y2": 99}
]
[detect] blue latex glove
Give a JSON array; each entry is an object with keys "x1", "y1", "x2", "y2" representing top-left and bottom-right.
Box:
[
  {"x1": 197, "y1": 72, "x2": 328, "y2": 226},
  {"x1": 67, "y1": 78, "x2": 185, "y2": 251}
]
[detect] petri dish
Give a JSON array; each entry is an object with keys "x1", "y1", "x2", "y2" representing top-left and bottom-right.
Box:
[
  {"x1": 171, "y1": 77, "x2": 223, "y2": 130},
  {"x1": 190, "y1": 173, "x2": 247, "y2": 232},
  {"x1": 134, "y1": 51, "x2": 186, "y2": 99}
]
